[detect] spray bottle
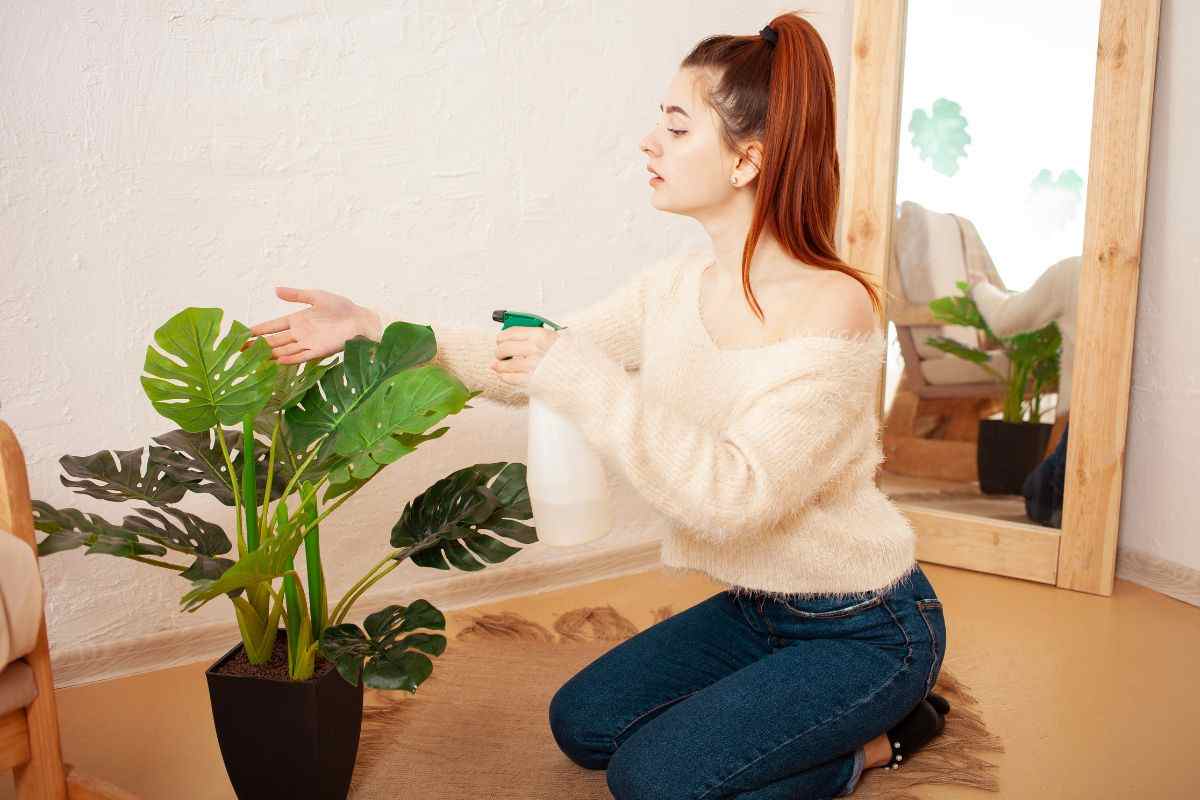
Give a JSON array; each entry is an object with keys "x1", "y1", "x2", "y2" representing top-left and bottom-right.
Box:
[{"x1": 493, "y1": 309, "x2": 614, "y2": 547}]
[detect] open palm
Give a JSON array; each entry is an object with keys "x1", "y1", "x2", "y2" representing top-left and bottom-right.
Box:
[{"x1": 246, "y1": 286, "x2": 370, "y2": 365}]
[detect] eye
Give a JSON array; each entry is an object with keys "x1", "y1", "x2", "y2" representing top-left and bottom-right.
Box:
[{"x1": 668, "y1": 129, "x2": 687, "y2": 136}]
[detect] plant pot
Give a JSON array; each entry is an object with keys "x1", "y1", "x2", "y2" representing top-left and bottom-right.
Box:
[
  {"x1": 205, "y1": 634, "x2": 364, "y2": 799},
  {"x1": 976, "y1": 418, "x2": 1054, "y2": 495}
]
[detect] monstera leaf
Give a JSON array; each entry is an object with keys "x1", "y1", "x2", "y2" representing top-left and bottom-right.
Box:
[
  {"x1": 264, "y1": 360, "x2": 335, "y2": 414},
  {"x1": 58, "y1": 447, "x2": 188, "y2": 506},
  {"x1": 318, "y1": 599, "x2": 446, "y2": 690},
  {"x1": 390, "y1": 462, "x2": 536, "y2": 572},
  {"x1": 327, "y1": 366, "x2": 475, "y2": 485},
  {"x1": 141, "y1": 307, "x2": 279, "y2": 432},
  {"x1": 179, "y1": 486, "x2": 315, "y2": 611},
  {"x1": 151, "y1": 427, "x2": 293, "y2": 506},
  {"x1": 284, "y1": 321, "x2": 439, "y2": 457},
  {"x1": 320, "y1": 428, "x2": 451, "y2": 502},
  {"x1": 32, "y1": 501, "x2": 235, "y2": 582}
]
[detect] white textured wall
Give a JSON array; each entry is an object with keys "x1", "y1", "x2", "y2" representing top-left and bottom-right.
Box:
[
  {"x1": 0, "y1": 2, "x2": 851, "y2": 665},
  {"x1": 1118, "y1": 0, "x2": 1200, "y2": 572}
]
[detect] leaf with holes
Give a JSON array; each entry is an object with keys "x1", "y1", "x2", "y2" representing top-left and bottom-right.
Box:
[
  {"x1": 317, "y1": 599, "x2": 446, "y2": 690},
  {"x1": 58, "y1": 447, "x2": 188, "y2": 506},
  {"x1": 141, "y1": 307, "x2": 279, "y2": 433},
  {"x1": 389, "y1": 462, "x2": 536, "y2": 573},
  {"x1": 150, "y1": 427, "x2": 292, "y2": 506},
  {"x1": 284, "y1": 321, "x2": 438, "y2": 458},
  {"x1": 31, "y1": 501, "x2": 235, "y2": 584}
]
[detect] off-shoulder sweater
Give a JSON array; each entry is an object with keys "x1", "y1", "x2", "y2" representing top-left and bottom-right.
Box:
[{"x1": 373, "y1": 249, "x2": 918, "y2": 601}]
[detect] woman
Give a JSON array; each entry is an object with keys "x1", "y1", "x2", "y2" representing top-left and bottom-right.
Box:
[{"x1": 248, "y1": 12, "x2": 949, "y2": 799}]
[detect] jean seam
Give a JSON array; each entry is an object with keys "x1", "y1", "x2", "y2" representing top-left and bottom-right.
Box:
[
  {"x1": 692, "y1": 600, "x2": 914, "y2": 800},
  {"x1": 916, "y1": 604, "x2": 942, "y2": 696},
  {"x1": 612, "y1": 686, "x2": 708, "y2": 748}
]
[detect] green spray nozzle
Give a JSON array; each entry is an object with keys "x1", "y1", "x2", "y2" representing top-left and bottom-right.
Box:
[{"x1": 492, "y1": 310, "x2": 565, "y2": 331}]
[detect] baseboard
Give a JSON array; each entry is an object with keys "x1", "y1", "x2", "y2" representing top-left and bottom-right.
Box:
[
  {"x1": 49, "y1": 539, "x2": 1197, "y2": 686},
  {"x1": 1116, "y1": 546, "x2": 1200, "y2": 608},
  {"x1": 49, "y1": 540, "x2": 666, "y2": 688}
]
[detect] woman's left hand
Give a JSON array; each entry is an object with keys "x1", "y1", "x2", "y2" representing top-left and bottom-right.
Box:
[{"x1": 489, "y1": 328, "x2": 560, "y2": 386}]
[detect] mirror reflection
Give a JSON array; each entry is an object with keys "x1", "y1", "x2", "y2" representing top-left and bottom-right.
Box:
[{"x1": 877, "y1": 0, "x2": 1102, "y2": 530}]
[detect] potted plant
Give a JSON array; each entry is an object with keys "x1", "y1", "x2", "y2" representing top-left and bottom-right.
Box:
[
  {"x1": 925, "y1": 280, "x2": 1061, "y2": 494},
  {"x1": 32, "y1": 308, "x2": 538, "y2": 799}
]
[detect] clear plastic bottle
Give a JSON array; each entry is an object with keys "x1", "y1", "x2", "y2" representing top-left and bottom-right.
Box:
[{"x1": 493, "y1": 310, "x2": 614, "y2": 546}]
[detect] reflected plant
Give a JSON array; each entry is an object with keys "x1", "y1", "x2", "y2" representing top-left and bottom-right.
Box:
[
  {"x1": 925, "y1": 281, "x2": 1061, "y2": 423},
  {"x1": 33, "y1": 308, "x2": 538, "y2": 690}
]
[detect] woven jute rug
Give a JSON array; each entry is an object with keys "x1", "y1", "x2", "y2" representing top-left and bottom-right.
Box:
[{"x1": 349, "y1": 604, "x2": 1003, "y2": 799}]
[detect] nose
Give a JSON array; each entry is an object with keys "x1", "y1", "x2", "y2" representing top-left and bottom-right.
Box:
[{"x1": 639, "y1": 128, "x2": 660, "y2": 158}]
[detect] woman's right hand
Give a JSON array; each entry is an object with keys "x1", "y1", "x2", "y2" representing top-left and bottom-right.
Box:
[{"x1": 245, "y1": 286, "x2": 381, "y2": 365}]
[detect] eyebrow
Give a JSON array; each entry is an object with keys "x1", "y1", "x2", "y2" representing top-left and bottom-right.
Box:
[{"x1": 659, "y1": 103, "x2": 691, "y2": 119}]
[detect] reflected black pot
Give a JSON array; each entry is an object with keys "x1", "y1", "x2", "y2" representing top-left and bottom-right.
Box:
[
  {"x1": 205, "y1": 635, "x2": 364, "y2": 799},
  {"x1": 977, "y1": 419, "x2": 1054, "y2": 495}
]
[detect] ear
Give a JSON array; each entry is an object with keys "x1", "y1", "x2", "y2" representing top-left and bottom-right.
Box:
[{"x1": 734, "y1": 141, "x2": 765, "y2": 184}]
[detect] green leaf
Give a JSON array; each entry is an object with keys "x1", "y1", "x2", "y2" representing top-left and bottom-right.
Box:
[
  {"x1": 264, "y1": 360, "x2": 336, "y2": 414},
  {"x1": 320, "y1": 599, "x2": 446, "y2": 691},
  {"x1": 284, "y1": 321, "x2": 439, "y2": 456},
  {"x1": 58, "y1": 447, "x2": 187, "y2": 506},
  {"x1": 32, "y1": 502, "x2": 168, "y2": 558},
  {"x1": 141, "y1": 307, "x2": 279, "y2": 432},
  {"x1": 179, "y1": 486, "x2": 315, "y2": 611},
  {"x1": 329, "y1": 367, "x2": 473, "y2": 484},
  {"x1": 390, "y1": 462, "x2": 537, "y2": 572},
  {"x1": 150, "y1": 428, "x2": 292, "y2": 507}
]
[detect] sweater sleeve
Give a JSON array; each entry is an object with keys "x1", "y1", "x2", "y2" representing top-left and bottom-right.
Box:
[
  {"x1": 369, "y1": 252, "x2": 677, "y2": 407},
  {"x1": 526, "y1": 328, "x2": 876, "y2": 543},
  {"x1": 970, "y1": 258, "x2": 1072, "y2": 338}
]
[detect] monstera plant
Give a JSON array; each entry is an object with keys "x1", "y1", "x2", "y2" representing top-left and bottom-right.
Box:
[{"x1": 33, "y1": 307, "x2": 538, "y2": 689}]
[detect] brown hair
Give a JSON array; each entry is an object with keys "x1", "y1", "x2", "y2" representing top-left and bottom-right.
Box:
[{"x1": 681, "y1": 10, "x2": 883, "y2": 323}]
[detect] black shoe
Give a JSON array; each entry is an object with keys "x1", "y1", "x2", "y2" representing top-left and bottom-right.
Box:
[
  {"x1": 926, "y1": 691, "x2": 951, "y2": 716},
  {"x1": 883, "y1": 697, "x2": 946, "y2": 770}
]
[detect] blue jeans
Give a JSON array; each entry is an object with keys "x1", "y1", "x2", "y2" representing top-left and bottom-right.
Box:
[
  {"x1": 1023, "y1": 420, "x2": 1068, "y2": 528},
  {"x1": 548, "y1": 563, "x2": 947, "y2": 799}
]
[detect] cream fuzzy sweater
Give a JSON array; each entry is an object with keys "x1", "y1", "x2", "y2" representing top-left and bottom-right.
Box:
[{"x1": 375, "y1": 249, "x2": 918, "y2": 600}]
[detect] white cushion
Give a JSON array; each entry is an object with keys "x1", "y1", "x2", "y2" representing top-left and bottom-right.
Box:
[{"x1": 1, "y1": 531, "x2": 44, "y2": 669}]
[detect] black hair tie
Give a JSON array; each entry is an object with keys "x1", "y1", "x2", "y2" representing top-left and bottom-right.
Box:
[{"x1": 759, "y1": 24, "x2": 778, "y2": 46}]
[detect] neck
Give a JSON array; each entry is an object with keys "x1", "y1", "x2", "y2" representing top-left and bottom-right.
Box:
[{"x1": 694, "y1": 192, "x2": 823, "y2": 288}]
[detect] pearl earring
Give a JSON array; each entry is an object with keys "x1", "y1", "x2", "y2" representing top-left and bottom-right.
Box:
[{"x1": 730, "y1": 176, "x2": 738, "y2": 186}]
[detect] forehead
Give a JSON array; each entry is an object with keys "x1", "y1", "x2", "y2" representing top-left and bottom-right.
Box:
[{"x1": 663, "y1": 68, "x2": 706, "y2": 113}]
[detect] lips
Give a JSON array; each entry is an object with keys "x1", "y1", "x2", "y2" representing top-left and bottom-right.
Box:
[{"x1": 647, "y1": 165, "x2": 664, "y2": 180}]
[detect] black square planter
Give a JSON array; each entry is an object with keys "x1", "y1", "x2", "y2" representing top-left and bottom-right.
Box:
[
  {"x1": 205, "y1": 635, "x2": 364, "y2": 799},
  {"x1": 976, "y1": 418, "x2": 1054, "y2": 495}
]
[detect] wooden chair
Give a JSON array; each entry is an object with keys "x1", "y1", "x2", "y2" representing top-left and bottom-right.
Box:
[
  {"x1": 0, "y1": 419, "x2": 138, "y2": 799},
  {"x1": 882, "y1": 202, "x2": 1060, "y2": 482}
]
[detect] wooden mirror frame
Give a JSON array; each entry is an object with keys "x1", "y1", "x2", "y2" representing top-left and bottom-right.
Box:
[{"x1": 840, "y1": 0, "x2": 1162, "y2": 596}]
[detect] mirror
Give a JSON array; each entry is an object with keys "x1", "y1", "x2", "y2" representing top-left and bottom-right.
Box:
[
  {"x1": 842, "y1": 0, "x2": 1160, "y2": 594},
  {"x1": 875, "y1": 0, "x2": 1102, "y2": 532}
]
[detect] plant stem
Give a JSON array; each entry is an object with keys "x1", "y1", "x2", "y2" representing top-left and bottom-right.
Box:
[
  {"x1": 241, "y1": 415, "x2": 260, "y2": 552},
  {"x1": 259, "y1": 415, "x2": 280, "y2": 537},
  {"x1": 129, "y1": 555, "x2": 186, "y2": 571},
  {"x1": 215, "y1": 427, "x2": 245, "y2": 554},
  {"x1": 331, "y1": 560, "x2": 399, "y2": 626}
]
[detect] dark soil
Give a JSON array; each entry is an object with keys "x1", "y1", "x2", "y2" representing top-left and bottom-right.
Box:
[{"x1": 213, "y1": 632, "x2": 338, "y2": 682}]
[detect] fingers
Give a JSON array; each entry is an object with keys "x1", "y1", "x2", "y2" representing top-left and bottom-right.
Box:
[
  {"x1": 242, "y1": 329, "x2": 295, "y2": 353},
  {"x1": 248, "y1": 315, "x2": 290, "y2": 337},
  {"x1": 275, "y1": 286, "x2": 317, "y2": 305},
  {"x1": 495, "y1": 338, "x2": 536, "y2": 360},
  {"x1": 271, "y1": 341, "x2": 308, "y2": 360},
  {"x1": 276, "y1": 350, "x2": 316, "y2": 365}
]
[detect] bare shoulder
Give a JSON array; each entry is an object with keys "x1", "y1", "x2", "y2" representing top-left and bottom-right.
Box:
[{"x1": 776, "y1": 269, "x2": 880, "y2": 338}]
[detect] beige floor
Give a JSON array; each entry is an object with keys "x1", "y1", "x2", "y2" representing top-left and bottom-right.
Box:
[{"x1": 4, "y1": 561, "x2": 1199, "y2": 799}]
